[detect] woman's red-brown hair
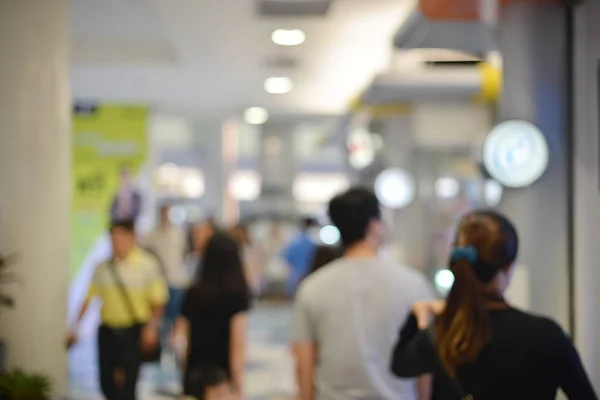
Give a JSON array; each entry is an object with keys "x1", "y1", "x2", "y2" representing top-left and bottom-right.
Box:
[{"x1": 435, "y1": 210, "x2": 519, "y2": 376}]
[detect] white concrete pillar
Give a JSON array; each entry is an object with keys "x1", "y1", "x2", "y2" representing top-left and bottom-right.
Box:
[
  {"x1": 498, "y1": 3, "x2": 569, "y2": 327},
  {"x1": 573, "y1": 0, "x2": 600, "y2": 386},
  {"x1": 0, "y1": 0, "x2": 70, "y2": 394},
  {"x1": 378, "y1": 116, "x2": 424, "y2": 268},
  {"x1": 197, "y1": 120, "x2": 225, "y2": 222},
  {"x1": 259, "y1": 123, "x2": 297, "y2": 216},
  {"x1": 222, "y1": 119, "x2": 240, "y2": 225}
]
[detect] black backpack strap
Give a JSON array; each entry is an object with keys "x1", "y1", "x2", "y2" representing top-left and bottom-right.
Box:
[
  {"x1": 106, "y1": 260, "x2": 140, "y2": 325},
  {"x1": 425, "y1": 328, "x2": 473, "y2": 400}
]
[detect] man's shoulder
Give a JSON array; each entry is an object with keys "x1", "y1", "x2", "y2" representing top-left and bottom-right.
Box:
[
  {"x1": 94, "y1": 259, "x2": 111, "y2": 272},
  {"x1": 136, "y1": 249, "x2": 160, "y2": 267},
  {"x1": 358, "y1": 258, "x2": 433, "y2": 298},
  {"x1": 380, "y1": 260, "x2": 428, "y2": 282},
  {"x1": 299, "y1": 258, "x2": 430, "y2": 291},
  {"x1": 380, "y1": 261, "x2": 432, "y2": 297},
  {"x1": 296, "y1": 260, "x2": 341, "y2": 294}
]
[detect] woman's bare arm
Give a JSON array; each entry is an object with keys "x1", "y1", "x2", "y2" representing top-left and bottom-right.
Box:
[
  {"x1": 230, "y1": 312, "x2": 248, "y2": 397},
  {"x1": 171, "y1": 316, "x2": 190, "y2": 370}
]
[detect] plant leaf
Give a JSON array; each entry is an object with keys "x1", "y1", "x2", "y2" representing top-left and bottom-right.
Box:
[{"x1": 0, "y1": 368, "x2": 52, "y2": 398}]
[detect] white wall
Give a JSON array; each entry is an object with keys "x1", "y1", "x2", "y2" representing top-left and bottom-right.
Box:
[
  {"x1": 573, "y1": 0, "x2": 600, "y2": 387},
  {"x1": 413, "y1": 102, "x2": 491, "y2": 149}
]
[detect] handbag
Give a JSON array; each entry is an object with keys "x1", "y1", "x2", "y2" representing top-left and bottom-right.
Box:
[
  {"x1": 107, "y1": 261, "x2": 162, "y2": 363},
  {"x1": 425, "y1": 329, "x2": 473, "y2": 400}
]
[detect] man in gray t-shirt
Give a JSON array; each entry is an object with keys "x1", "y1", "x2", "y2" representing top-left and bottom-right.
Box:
[{"x1": 291, "y1": 187, "x2": 433, "y2": 400}]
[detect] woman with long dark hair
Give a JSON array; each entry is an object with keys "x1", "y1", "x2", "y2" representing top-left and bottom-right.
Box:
[
  {"x1": 391, "y1": 210, "x2": 596, "y2": 399},
  {"x1": 172, "y1": 231, "x2": 250, "y2": 398}
]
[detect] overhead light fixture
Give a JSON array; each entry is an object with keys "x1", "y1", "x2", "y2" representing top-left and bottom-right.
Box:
[
  {"x1": 434, "y1": 177, "x2": 460, "y2": 199},
  {"x1": 229, "y1": 170, "x2": 262, "y2": 201},
  {"x1": 244, "y1": 107, "x2": 269, "y2": 125},
  {"x1": 347, "y1": 128, "x2": 375, "y2": 170},
  {"x1": 293, "y1": 173, "x2": 350, "y2": 204},
  {"x1": 265, "y1": 77, "x2": 294, "y2": 94},
  {"x1": 435, "y1": 269, "x2": 455, "y2": 295},
  {"x1": 154, "y1": 165, "x2": 205, "y2": 199},
  {"x1": 156, "y1": 163, "x2": 180, "y2": 184},
  {"x1": 374, "y1": 168, "x2": 416, "y2": 209},
  {"x1": 272, "y1": 29, "x2": 306, "y2": 46},
  {"x1": 180, "y1": 171, "x2": 205, "y2": 199},
  {"x1": 484, "y1": 179, "x2": 503, "y2": 207}
]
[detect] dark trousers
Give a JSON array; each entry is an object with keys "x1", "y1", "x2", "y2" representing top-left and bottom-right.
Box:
[{"x1": 98, "y1": 325, "x2": 142, "y2": 400}]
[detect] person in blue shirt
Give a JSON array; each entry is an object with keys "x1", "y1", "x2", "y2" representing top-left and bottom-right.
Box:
[{"x1": 282, "y1": 218, "x2": 318, "y2": 297}]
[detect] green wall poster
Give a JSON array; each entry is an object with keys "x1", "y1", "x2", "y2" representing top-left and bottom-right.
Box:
[{"x1": 71, "y1": 104, "x2": 148, "y2": 278}]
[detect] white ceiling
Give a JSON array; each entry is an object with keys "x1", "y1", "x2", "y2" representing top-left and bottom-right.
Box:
[{"x1": 70, "y1": 0, "x2": 416, "y2": 118}]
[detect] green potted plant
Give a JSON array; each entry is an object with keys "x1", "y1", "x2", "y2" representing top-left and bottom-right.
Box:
[
  {"x1": 0, "y1": 254, "x2": 17, "y2": 372},
  {"x1": 0, "y1": 369, "x2": 52, "y2": 400}
]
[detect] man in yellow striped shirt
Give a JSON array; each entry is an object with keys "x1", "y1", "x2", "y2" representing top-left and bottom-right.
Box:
[{"x1": 69, "y1": 220, "x2": 169, "y2": 400}]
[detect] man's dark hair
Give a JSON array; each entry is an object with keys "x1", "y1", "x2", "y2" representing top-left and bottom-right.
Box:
[
  {"x1": 109, "y1": 219, "x2": 136, "y2": 234},
  {"x1": 328, "y1": 187, "x2": 380, "y2": 247}
]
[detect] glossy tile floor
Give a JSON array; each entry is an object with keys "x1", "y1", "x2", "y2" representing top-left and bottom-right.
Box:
[{"x1": 68, "y1": 304, "x2": 296, "y2": 400}]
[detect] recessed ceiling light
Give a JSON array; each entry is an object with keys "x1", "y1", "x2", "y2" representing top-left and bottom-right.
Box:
[
  {"x1": 264, "y1": 77, "x2": 293, "y2": 94},
  {"x1": 272, "y1": 29, "x2": 306, "y2": 46},
  {"x1": 229, "y1": 170, "x2": 261, "y2": 201},
  {"x1": 244, "y1": 107, "x2": 269, "y2": 125}
]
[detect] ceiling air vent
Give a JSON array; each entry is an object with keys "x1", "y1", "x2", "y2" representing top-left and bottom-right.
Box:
[
  {"x1": 257, "y1": 0, "x2": 332, "y2": 17},
  {"x1": 425, "y1": 60, "x2": 482, "y2": 67},
  {"x1": 409, "y1": 49, "x2": 482, "y2": 66}
]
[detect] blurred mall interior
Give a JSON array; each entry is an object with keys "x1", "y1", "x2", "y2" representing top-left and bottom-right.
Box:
[{"x1": 1, "y1": 0, "x2": 600, "y2": 399}]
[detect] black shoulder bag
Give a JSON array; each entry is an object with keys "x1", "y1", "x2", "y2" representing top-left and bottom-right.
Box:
[
  {"x1": 107, "y1": 261, "x2": 162, "y2": 363},
  {"x1": 425, "y1": 329, "x2": 473, "y2": 400}
]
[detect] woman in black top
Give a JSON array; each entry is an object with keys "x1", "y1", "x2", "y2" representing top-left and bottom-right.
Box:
[
  {"x1": 172, "y1": 231, "x2": 250, "y2": 398},
  {"x1": 391, "y1": 210, "x2": 596, "y2": 400}
]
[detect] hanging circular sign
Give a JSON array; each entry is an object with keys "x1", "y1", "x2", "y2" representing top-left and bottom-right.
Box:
[
  {"x1": 482, "y1": 120, "x2": 549, "y2": 188},
  {"x1": 347, "y1": 128, "x2": 375, "y2": 170}
]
